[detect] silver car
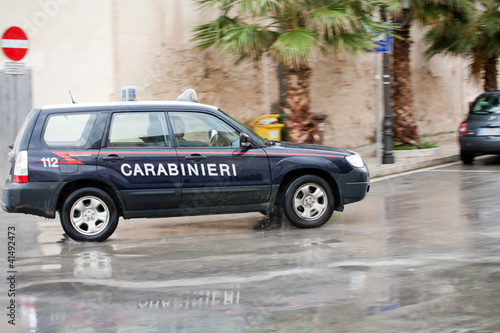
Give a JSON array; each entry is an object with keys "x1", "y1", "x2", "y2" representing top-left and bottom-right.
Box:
[{"x1": 459, "y1": 91, "x2": 500, "y2": 164}]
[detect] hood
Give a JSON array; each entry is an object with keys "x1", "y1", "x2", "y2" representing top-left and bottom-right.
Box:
[{"x1": 272, "y1": 141, "x2": 355, "y2": 156}]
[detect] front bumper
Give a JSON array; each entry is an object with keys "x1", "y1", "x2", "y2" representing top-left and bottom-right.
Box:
[
  {"x1": 1, "y1": 180, "x2": 63, "y2": 219},
  {"x1": 337, "y1": 166, "x2": 370, "y2": 206}
]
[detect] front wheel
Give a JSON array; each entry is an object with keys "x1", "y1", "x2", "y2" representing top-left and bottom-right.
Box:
[
  {"x1": 60, "y1": 188, "x2": 118, "y2": 242},
  {"x1": 282, "y1": 175, "x2": 334, "y2": 228}
]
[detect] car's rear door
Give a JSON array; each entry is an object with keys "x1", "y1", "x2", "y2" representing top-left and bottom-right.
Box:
[
  {"x1": 28, "y1": 110, "x2": 101, "y2": 182},
  {"x1": 97, "y1": 111, "x2": 181, "y2": 213}
]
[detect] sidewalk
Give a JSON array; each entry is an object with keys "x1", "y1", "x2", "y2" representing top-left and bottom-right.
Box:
[{"x1": 355, "y1": 133, "x2": 460, "y2": 178}]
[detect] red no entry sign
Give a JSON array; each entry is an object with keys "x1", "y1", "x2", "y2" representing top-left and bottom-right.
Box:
[{"x1": 1, "y1": 26, "x2": 29, "y2": 61}]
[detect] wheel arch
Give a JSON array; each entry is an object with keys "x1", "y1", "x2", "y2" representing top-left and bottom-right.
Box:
[
  {"x1": 276, "y1": 168, "x2": 343, "y2": 212},
  {"x1": 56, "y1": 179, "x2": 124, "y2": 216}
]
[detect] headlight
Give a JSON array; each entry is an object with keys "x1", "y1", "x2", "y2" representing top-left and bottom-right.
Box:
[{"x1": 346, "y1": 154, "x2": 365, "y2": 168}]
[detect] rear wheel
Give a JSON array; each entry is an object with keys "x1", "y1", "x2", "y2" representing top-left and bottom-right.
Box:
[
  {"x1": 461, "y1": 151, "x2": 474, "y2": 165},
  {"x1": 60, "y1": 188, "x2": 118, "y2": 242},
  {"x1": 282, "y1": 175, "x2": 334, "y2": 228}
]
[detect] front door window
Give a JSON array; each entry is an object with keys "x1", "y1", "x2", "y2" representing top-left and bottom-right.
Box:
[{"x1": 169, "y1": 112, "x2": 240, "y2": 148}]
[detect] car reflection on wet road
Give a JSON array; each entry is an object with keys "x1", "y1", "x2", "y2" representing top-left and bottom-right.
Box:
[{"x1": 2, "y1": 158, "x2": 500, "y2": 332}]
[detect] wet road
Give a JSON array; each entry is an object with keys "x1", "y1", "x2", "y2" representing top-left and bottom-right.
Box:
[{"x1": 2, "y1": 157, "x2": 500, "y2": 332}]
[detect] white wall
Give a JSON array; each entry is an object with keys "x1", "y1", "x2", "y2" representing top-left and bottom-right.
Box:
[{"x1": 0, "y1": 0, "x2": 115, "y2": 106}]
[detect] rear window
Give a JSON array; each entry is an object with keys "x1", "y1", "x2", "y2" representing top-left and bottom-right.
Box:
[
  {"x1": 12, "y1": 109, "x2": 37, "y2": 151},
  {"x1": 471, "y1": 94, "x2": 500, "y2": 114},
  {"x1": 43, "y1": 113, "x2": 97, "y2": 147}
]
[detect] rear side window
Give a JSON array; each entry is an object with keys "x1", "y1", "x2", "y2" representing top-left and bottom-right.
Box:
[
  {"x1": 471, "y1": 94, "x2": 500, "y2": 114},
  {"x1": 107, "y1": 112, "x2": 171, "y2": 147},
  {"x1": 43, "y1": 113, "x2": 97, "y2": 147}
]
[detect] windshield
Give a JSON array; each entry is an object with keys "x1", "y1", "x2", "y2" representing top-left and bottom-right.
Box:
[
  {"x1": 471, "y1": 94, "x2": 500, "y2": 115},
  {"x1": 218, "y1": 109, "x2": 268, "y2": 145}
]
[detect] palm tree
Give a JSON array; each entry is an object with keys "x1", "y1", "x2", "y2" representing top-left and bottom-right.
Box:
[
  {"x1": 385, "y1": 1, "x2": 417, "y2": 145},
  {"x1": 422, "y1": 0, "x2": 500, "y2": 92},
  {"x1": 192, "y1": 0, "x2": 392, "y2": 143},
  {"x1": 385, "y1": 0, "x2": 474, "y2": 146}
]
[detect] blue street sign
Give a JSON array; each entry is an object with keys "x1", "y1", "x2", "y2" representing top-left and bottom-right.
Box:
[{"x1": 370, "y1": 33, "x2": 393, "y2": 53}]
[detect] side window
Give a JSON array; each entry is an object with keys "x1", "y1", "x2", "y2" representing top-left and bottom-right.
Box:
[
  {"x1": 491, "y1": 97, "x2": 500, "y2": 114},
  {"x1": 43, "y1": 113, "x2": 97, "y2": 148},
  {"x1": 108, "y1": 112, "x2": 170, "y2": 147},
  {"x1": 169, "y1": 112, "x2": 239, "y2": 147}
]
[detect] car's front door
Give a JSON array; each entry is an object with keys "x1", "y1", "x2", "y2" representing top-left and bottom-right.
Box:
[
  {"x1": 97, "y1": 111, "x2": 181, "y2": 213},
  {"x1": 168, "y1": 111, "x2": 272, "y2": 211}
]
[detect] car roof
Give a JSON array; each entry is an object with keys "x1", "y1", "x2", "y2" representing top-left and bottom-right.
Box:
[
  {"x1": 478, "y1": 91, "x2": 500, "y2": 97},
  {"x1": 39, "y1": 101, "x2": 219, "y2": 113}
]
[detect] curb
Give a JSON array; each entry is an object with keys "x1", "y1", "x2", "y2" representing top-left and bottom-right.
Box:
[{"x1": 368, "y1": 153, "x2": 461, "y2": 178}]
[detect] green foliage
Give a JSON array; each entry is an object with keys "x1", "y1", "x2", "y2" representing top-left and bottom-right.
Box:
[
  {"x1": 393, "y1": 142, "x2": 415, "y2": 150},
  {"x1": 192, "y1": 0, "x2": 395, "y2": 68},
  {"x1": 418, "y1": 140, "x2": 439, "y2": 149},
  {"x1": 270, "y1": 28, "x2": 317, "y2": 68},
  {"x1": 419, "y1": 0, "x2": 500, "y2": 83},
  {"x1": 394, "y1": 140, "x2": 439, "y2": 150}
]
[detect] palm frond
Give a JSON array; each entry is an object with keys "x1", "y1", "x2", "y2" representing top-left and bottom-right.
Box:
[
  {"x1": 269, "y1": 28, "x2": 317, "y2": 68},
  {"x1": 423, "y1": 0, "x2": 500, "y2": 63},
  {"x1": 308, "y1": 3, "x2": 351, "y2": 34},
  {"x1": 477, "y1": 5, "x2": 500, "y2": 37},
  {"x1": 192, "y1": 0, "x2": 397, "y2": 68},
  {"x1": 324, "y1": 30, "x2": 379, "y2": 53},
  {"x1": 194, "y1": 0, "x2": 239, "y2": 12},
  {"x1": 192, "y1": 15, "x2": 241, "y2": 49},
  {"x1": 423, "y1": 24, "x2": 477, "y2": 58},
  {"x1": 237, "y1": 0, "x2": 286, "y2": 17},
  {"x1": 219, "y1": 25, "x2": 279, "y2": 62}
]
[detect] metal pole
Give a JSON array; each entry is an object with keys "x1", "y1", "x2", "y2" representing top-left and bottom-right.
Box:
[
  {"x1": 375, "y1": 53, "x2": 382, "y2": 165},
  {"x1": 382, "y1": 50, "x2": 394, "y2": 164},
  {"x1": 381, "y1": 7, "x2": 394, "y2": 164}
]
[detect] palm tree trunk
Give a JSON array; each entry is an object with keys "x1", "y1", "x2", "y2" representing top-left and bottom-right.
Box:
[
  {"x1": 283, "y1": 66, "x2": 320, "y2": 144},
  {"x1": 391, "y1": 22, "x2": 419, "y2": 145},
  {"x1": 483, "y1": 55, "x2": 498, "y2": 92}
]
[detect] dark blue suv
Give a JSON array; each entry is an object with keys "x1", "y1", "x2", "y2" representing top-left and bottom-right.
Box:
[{"x1": 1, "y1": 90, "x2": 370, "y2": 242}]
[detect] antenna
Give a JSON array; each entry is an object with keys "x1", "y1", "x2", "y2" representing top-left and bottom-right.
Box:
[{"x1": 69, "y1": 91, "x2": 76, "y2": 104}]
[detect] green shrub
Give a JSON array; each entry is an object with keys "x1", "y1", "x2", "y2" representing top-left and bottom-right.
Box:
[{"x1": 393, "y1": 140, "x2": 439, "y2": 150}]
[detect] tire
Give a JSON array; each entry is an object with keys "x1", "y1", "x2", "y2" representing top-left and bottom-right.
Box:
[
  {"x1": 60, "y1": 188, "x2": 118, "y2": 242},
  {"x1": 282, "y1": 175, "x2": 334, "y2": 228},
  {"x1": 461, "y1": 151, "x2": 474, "y2": 165}
]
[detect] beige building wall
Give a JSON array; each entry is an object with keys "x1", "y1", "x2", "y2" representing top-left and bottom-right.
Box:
[
  {"x1": 0, "y1": 0, "x2": 115, "y2": 104},
  {"x1": 0, "y1": 0, "x2": 486, "y2": 149}
]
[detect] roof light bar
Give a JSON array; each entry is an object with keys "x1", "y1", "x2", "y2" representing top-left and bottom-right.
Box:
[{"x1": 176, "y1": 89, "x2": 198, "y2": 103}]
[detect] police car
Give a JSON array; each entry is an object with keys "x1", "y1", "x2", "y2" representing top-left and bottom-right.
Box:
[{"x1": 1, "y1": 90, "x2": 370, "y2": 242}]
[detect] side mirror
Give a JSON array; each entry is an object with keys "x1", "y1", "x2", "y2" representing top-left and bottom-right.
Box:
[
  {"x1": 240, "y1": 133, "x2": 251, "y2": 148},
  {"x1": 8, "y1": 149, "x2": 15, "y2": 163}
]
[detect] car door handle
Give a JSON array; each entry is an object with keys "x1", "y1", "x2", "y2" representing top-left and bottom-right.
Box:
[
  {"x1": 185, "y1": 155, "x2": 207, "y2": 161},
  {"x1": 103, "y1": 154, "x2": 125, "y2": 161}
]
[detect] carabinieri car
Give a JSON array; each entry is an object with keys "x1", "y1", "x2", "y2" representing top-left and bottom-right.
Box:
[{"x1": 1, "y1": 90, "x2": 370, "y2": 242}]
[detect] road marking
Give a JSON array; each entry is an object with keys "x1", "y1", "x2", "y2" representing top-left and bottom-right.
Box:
[
  {"x1": 427, "y1": 169, "x2": 500, "y2": 173},
  {"x1": 372, "y1": 159, "x2": 500, "y2": 182}
]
